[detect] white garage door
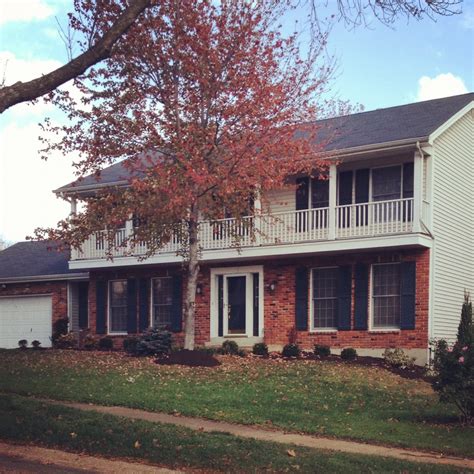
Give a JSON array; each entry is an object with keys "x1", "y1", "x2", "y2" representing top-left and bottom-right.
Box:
[{"x1": 0, "y1": 296, "x2": 52, "y2": 349}]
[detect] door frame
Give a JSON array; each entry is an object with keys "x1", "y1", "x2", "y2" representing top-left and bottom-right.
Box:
[{"x1": 210, "y1": 265, "x2": 264, "y2": 340}]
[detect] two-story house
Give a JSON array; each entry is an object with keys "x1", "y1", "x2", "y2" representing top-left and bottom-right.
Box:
[{"x1": 1, "y1": 93, "x2": 473, "y2": 364}]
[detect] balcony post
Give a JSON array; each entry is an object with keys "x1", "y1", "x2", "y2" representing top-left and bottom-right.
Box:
[
  {"x1": 70, "y1": 198, "x2": 78, "y2": 260},
  {"x1": 413, "y1": 150, "x2": 423, "y2": 233},
  {"x1": 253, "y1": 187, "x2": 262, "y2": 246},
  {"x1": 125, "y1": 214, "x2": 134, "y2": 252},
  {"x1": 328, "y1": 163, "x2": 337, "y2": 240}
]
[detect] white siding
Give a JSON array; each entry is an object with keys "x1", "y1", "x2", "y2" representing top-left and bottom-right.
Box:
[
  {"x1": 265, "y1": 187, "x2": 295, "y2": 214},
  {"x1": 431, "y1": 109, "x2": 474, "y2": 342},
  {"x1": 68, "y1": 282, "x2": 80, "y2": 332}
]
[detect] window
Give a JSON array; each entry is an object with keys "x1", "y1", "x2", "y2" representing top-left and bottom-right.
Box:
[
  {"x1": 372, "y1": 166, "x2": 402, "y2": 202},
  {"x1": 109, "y1": 280, "x2": 127, "y2": 333},
  {"x1": 312, "y1": 267, "x2": 338, "y2": 329},
  {"x1": 372, "y1": 264, "x2": 401, "y2": 328},
  {"x1": 152, "y1": 277, "x2": 173, "y2": 328}
]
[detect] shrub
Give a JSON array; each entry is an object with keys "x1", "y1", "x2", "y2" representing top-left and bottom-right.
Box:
[
  {"x1": 237, "y1": 349, "x2": 247, "y2": 357},
  {"x1": 341, "y1": 348, "x2": 357, "y2": 360},
  {"x1": 82, "y1": 334, "x2": 98, "y2": 350},
  {"x1": 99, "y1": 337, "x2": 114, "y2": 351},
  {"x1": 282, "y1": 343, "x2": 301, "y2": 358},
  {"x1": 134, "y1": 329, "x2": 173, "y2": 356},
  {"x1": 194, "y1": 346, "x2": 218, "y2": 355},
  {"x1": 52, "y1": 317, "x2": 68, "y2": 343},
  {"x1": 123, "y1": 336, "x2": 140, "y2": 354},
  {"x1": 314, "y1": 344, "x2": 331, "y2": 357},
  {"x1": 383, "y1": 348, "x2": 415, "y2": 369},
  {"x1": 431, "y1": 339, "x2": 473, "y2": 423},
  {"x1": 457, "y1": 291, "x2": 473, "y2": 348},
  {"x1": 252, "y1": 342, "x2": 269, "y2": 356},
  {"x1": 54, "y1": 332, "x2": 76, "y2": 349},
  {"x1": 221, "y1": 340, "x2": 239, "y2": 355},
  {"x1": 18, "y1": 339, "x2": 28, "y2": 349},
  {"x1": 31, "y1": 340, "x2": 42, "y2": 350}
]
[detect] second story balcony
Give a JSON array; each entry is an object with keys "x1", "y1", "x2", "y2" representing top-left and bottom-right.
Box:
[{"x1": 71, "y1": 195, "x2": 431, "y2": 268}]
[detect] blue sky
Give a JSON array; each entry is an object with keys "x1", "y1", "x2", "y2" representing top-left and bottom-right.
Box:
[{"x1": 0, "y1": 0, "x2": 473, "y2": 243}]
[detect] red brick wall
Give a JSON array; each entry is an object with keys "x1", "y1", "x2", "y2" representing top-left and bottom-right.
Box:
[
  {"x1": 0, "y1": 281, "x2": 68, "y2": 327},
  {"x1": 86, "y1": 247, "x2": 430, "y2": 351},
  {"x1": 262, "y1": 248, "x2": 429, "y2": 350}
]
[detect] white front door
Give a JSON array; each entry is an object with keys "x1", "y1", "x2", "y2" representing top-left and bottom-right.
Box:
[{"x1": 210, "y1": 266, "x2": 264, "y2": 342}]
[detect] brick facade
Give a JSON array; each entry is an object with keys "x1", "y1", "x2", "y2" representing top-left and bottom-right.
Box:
[
  {"x1": 0, "y1": 281, "x2": 69, "y2": 327},
  {"x1": 87, "y1": 248, "x2": 430, "y2": 354}
]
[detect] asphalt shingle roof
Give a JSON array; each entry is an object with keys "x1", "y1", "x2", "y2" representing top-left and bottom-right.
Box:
[
  {"x1": 56, "y1": 92, "x2": 473, "y2": 193},
  {"x1": 0, "y1": 241, "x2": 83, "y2": 281}
]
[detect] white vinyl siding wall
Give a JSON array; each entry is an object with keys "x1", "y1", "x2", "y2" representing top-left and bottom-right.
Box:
[
  {"x1": 265, "y1": 188, "x2": 295, "y2": 214},
  {"x1": 431, "y1": 109, "x2": 474, "y2": 342}
]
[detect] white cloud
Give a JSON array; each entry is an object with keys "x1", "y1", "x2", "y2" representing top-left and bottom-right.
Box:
[
  {"x1": 0, "y1": 121, "x2": 75, "y2": 242},
  {"x1": 0, "y1": 0, "x2": 54, "y2": 25},
  {"x1": 460, "y1": 7, "x2": 474, "y2": 30},
  {"x1": 416, "y1": 73, "x2": 468, "y2": 102}
]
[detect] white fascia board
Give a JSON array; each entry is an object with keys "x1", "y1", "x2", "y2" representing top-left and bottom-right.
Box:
[
  {"x1": 0, "y1": 273, "x2": 89, "y2": 284},
  {"x1": 68, "y1": 234, "x2": 432, "y2": 270},
  {"x1": 428, "y1": 101, "x2": 474, "y2": 144}
]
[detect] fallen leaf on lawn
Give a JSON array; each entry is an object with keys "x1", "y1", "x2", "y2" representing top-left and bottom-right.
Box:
[
  {"x1": 134, "y1": 441, "x2": 141, "y2": 449},
  {"x1": 287, "y1": 449, "x2": 296, "y2": 457},
  {"x1": 70, "y1": 432, "x2": 77, "y2": 439}
]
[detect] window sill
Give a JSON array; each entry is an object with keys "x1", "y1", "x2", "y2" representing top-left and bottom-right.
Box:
[
  {"x1": 107, "y1": 332, "x2": 128, "y2": 336},
  {"x1": 309, "y1": 329, "x2": 338, "y2": 334},
  {"x1": 369, "y1": 328, "x2": 400, "y2": 334}
]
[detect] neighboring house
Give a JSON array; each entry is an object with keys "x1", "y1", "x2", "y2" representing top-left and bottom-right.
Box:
[
  {"x1": 0, "y1": 242, "x2": 89, "y2": 348},
  {"x1": 2, "y1": 94, "x2": 472, "y2": 364}
]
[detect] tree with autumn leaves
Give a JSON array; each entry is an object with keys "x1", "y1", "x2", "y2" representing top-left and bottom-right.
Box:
[{"x1": 37, "y1": 1, "x2": 331, "y2": 348}]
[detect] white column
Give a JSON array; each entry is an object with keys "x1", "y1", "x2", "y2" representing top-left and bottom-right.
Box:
[
  {"x1": 413, "y1": 150, "x2": 423, "y2": 233},
  {"x1": 328, "y1": 163, "x2": 337, "y2": 240},
  {"x1": 253, "y1": 187, "x2": 262, "y2": 246},
  {"x1": 125, "y1": 213, "x2": 134, "y2": 252}
]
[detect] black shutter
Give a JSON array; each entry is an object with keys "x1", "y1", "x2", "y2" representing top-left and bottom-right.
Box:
[
  {"x1": 96, "y1": 281, "x2": 107, "y2": 335},
  {"x1": 355, "y1": 169, "x2": 370, "y2": 226},
  {"x1": 218, "y1": 275, "x2": 224, "y2": 337},
  {"x1": 311, "y1": 177, "x2": 329, "y2": 208},
  {"x1": 354, "y1": 264, "x2": 368, "y2": 330},
  {"x1": 127, "y1": 279, "x2": 137, "y2": 334},
  {"x1": 296, "y1": 177, "x2": 309, "y2": 232},
  {"x1": 295, "y1": 267, "x2": 308, "y2": 331},
  {"x1": 253, "y1": 273, "x2": 259, "y2": 337},
  {"x1": 171, "y1": 274, "x2": 183, "y2": 332},
  {"x1": 78, "y1": 282, "x2": 89, "y2": 329},
  {"x1": 338, "y1": 171, "x2": 353, "y2": 205},
  {"x1": 138, "y1": 278, "x2": 150, "y2": 332},
  {"x1": 355, "y1": 169, "x2": 370, "y2": 203},
  {"x1": 337, "y1": 266, "x2": 352, "y2": 330},
  {"x1": 296, "y1": 177, "x2": 309, "y2": 210},
  {"x1": 400, "y1": 261, "x2": 416, "y2": 330}
]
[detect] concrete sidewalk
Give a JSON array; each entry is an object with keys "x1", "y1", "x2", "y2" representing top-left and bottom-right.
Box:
[
  {"x1": 48, "y1": 399, "x2": 474, "y2": 470},
  {"x1": 0, "y1": 441, "x2": 180, "y2": 473}
]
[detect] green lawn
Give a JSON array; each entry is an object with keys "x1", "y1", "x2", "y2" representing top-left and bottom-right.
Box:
[
  {"x1": 0, "y1": 350, "x2": 472, "y2": 458},
  {"x1": 0, "y1": 394, "x2": 469, "y2": 473}
]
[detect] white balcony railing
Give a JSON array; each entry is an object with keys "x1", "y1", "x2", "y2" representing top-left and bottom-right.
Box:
[{"x1": 72, "y1": 198, "x2": 416, "y2": 260}]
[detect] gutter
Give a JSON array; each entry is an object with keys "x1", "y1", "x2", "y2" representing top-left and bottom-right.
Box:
[{"x1": 0, "y1": 272, "x2": 89, "y2": 284}]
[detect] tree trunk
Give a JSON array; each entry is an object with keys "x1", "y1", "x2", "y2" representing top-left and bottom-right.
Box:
[{"x1": 184, "y1": 205, "x2": 200, "y2": 350}]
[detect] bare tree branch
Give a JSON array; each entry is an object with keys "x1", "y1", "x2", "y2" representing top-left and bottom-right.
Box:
[{"x1": 0, "y1": 0, "x2": 151, "y2": 114}]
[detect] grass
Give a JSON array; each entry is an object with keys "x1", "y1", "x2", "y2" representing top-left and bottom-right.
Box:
[
  {"x1": 0, "y1": 393, "x2": 469, "y2": 473},
  {"x1": 0, "y1": 349, "x2": 473, "y2": 458}
]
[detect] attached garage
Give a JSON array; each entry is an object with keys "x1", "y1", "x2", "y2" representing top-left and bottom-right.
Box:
[{"x1": 0, "y1": 295, "x2": 53, "y2": 348}]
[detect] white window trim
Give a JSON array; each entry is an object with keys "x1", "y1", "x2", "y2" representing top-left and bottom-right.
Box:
[
  {"x1": 150, "y1": 276, "x2": 173, "y2": 329},
  {"x1": 369, "y1": 262, "x2": 401, "y2": 332},
  {"x1": 210, "y1": 265, "x2": 264, "y2": 339},
  {"x1": 310, "y1": 266, "x2": 339, "y2": 332},
  {"x1": 108, "y1": 279, "x2": 128, "y2": 335}
]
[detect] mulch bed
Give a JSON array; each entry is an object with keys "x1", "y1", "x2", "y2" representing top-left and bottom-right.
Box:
[{"x1": 156, "y1": 350, "x2": 221, "y2": 367}]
